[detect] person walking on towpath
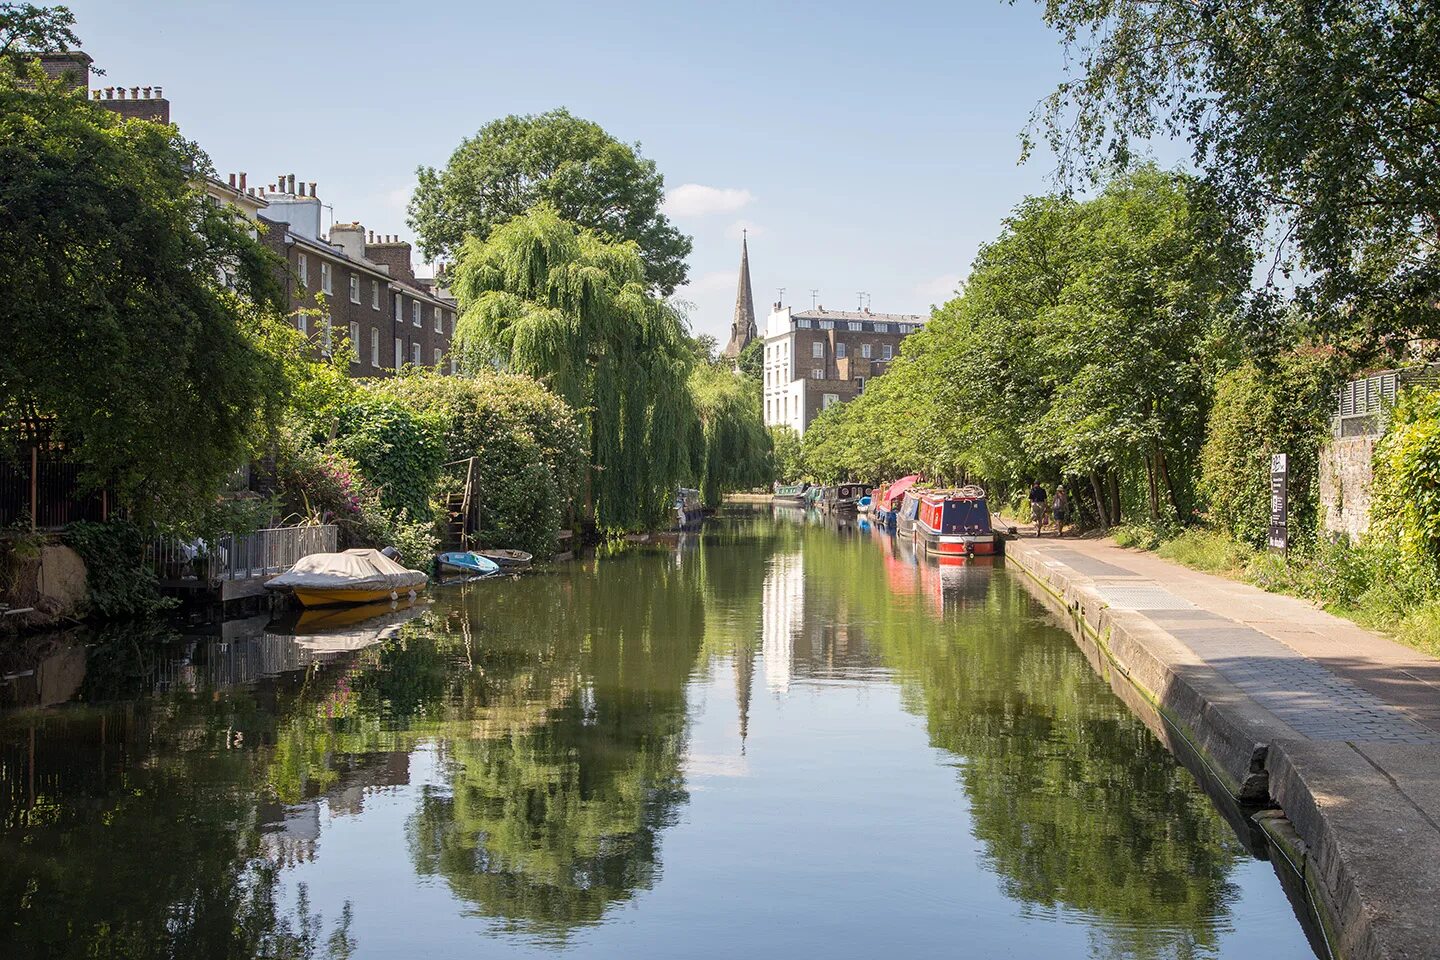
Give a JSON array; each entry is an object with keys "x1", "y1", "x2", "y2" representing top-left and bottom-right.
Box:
[
  {"x1": 1052, "y1": 485, "x2": 1070, "y2": 537},
  {"x1": 1028, "y1": 480, "x2": 1048, "y2": 536}
]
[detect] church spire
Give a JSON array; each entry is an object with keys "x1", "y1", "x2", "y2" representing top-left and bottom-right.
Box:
[{"x1": 723, "y1": 231, "x2": 757, "y2": 358}]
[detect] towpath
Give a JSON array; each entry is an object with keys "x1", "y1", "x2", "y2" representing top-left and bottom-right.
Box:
[{"x1": 1003, "y1": 532, "x2": 1440, "y2": 960}]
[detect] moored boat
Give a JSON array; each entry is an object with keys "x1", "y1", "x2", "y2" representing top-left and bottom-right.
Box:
[
  {"x1": 475, "y1": 548, "x2": 533, "y2": 567},
  {"x1": 896, "y1": 487, "x2": 924, "y2": 537},
  {"x1": 911, "y1": 485, "x2": 1003, "y2": 559},
  {"x1": 437, "y1": 551, "x2": 501, "y2": 576},
  {"x1": 818, "y1": 482, "x2": 871, "y2": 513},
  {"x1": 675, "y1": 487, "x2": 704, "y2": 529},
  {"x1": 266, "y1": 549, "x2": 428, "y2": 607},
  {"x1": 873, "y1": 474, "x2": 920, "y2": 531},
  {"x1": 772, "y1": 481, "x2": 810, "y2": 504}
]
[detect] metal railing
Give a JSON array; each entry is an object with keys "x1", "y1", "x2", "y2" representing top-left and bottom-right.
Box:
[
  {"x1": 149, "y1": 524, "x2": 337, "y2": 584},
  {"x1": 1332, "y1": 365, "x2": 1440, "y2": 437}
]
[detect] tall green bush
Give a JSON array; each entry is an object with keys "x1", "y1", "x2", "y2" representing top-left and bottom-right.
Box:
[
  {"x1": 333, "y1": 394, "x2": 444, "y2": 520},
  {"x1": 1372, "y1": 387, "x2": 1440, "y2": 570},
  {"x1": 1199, "y1": 353, "x2": 1334, "y2": 549},
  {"x1": 372, "y1": 372, "x2": 584, "y2": 558}
]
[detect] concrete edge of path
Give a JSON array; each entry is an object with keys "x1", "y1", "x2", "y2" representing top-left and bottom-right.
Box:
[{"x1": 1004, "y1": 536, "x2": 1440, "y2": 960}]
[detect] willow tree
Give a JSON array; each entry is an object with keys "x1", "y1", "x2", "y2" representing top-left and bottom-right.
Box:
[
  {"x1": 688, "y1": 364, "x2": 771, "y2": 506},
  {"x1": 451, "y1": 206, "x2": 696, "y2": 530}
]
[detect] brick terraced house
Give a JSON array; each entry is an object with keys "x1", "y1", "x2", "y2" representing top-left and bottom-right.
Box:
[
  {"x1": 761, "y1": 304, "x2": 924, "y2": 434},
  {"x1": 257, "y1": 179, "x2": 457, "y2": 377}
]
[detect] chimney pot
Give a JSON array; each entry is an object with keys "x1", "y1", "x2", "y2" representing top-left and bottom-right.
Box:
[
  {"x1": 143, "y1": 86, "x2": 152, "y2": 98},
  {"x1": 239, "y1": 172, "x2": 247, "y2": 191},
  {"x1": 287, "y1": 174, "x2": 296, "y2": 194},
  {"x1": 308, "y1": 182, "x2": 317, "y2": 197},
  {"x1": 154, "y1": 86, "x2": 162, "y2": 98},
  {"x1": 104, "y1": 86, "x2": 113, "y2": 98},
  {"x1": 130, "y1": 86, "x2": 139, "y2": 98},
  {"x1": 297, "y1": 182, "x2": 305, "y2": 197},
  {"x1": 228, "y1": 173, "x2": 237, "y2": 187},
  {"x1": 91, "y1": 89, "x2": 100, "y2": 100}
]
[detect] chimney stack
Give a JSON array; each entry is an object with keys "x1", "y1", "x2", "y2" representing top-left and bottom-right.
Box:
[
  {"x1": 228, "y1": 173, "x2": 237, "y2": 188},
  {"x1": 239, "y1": 172, "x2": 247, "y2": 191},
  {"x1": 287, "y1": 174, "x2": 296, "y2": 194}
]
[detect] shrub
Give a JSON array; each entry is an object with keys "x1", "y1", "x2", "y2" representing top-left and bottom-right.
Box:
[
  {"x1": 333, "y1": 394, "x2": 445, "y2": 521},
  {"x1": 1199, "y1": 353, "x2": 1335, "y2": 550},
  {"x1": 1156, "y1": 528, "x2": 1255, "y2": 574},
  {"x1": 63, "y1": 520, "x2": 171, "y2": 619},
  {"x1": 372, "y1": 372, "x2": 584, "y2": 558},
  {"x1": 1371, "y1": 386, "x2": 1440, "y2": 570}
]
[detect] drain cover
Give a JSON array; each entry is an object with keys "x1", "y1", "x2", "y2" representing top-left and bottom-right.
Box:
[{"x1": 1092, "y1": 583, "x2": 1194, "y2": 611}]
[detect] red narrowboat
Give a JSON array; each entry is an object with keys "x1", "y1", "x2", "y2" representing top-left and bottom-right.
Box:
[{"x1": 911, "y1": 486, "x2": 1004, "y2": 559}]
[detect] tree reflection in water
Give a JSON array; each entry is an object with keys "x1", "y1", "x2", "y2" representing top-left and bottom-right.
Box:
[{"x1": 407, "y1": 551, "x2": 706, "y2": 939}]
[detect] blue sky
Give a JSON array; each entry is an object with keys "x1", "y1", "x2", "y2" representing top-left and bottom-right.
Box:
[{"x1": 66, "y1": 0, "x2": 1083, "y2": 343}]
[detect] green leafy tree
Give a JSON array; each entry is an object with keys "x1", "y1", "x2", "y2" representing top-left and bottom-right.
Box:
[
  {"x1": 409, "y1": 109, "x2": 692, "y2": 295},
  {"x1": 688, "y1": 364, "x2": 771, "y2": 505},
  {"x1": 0, "y1": 51, "x2": 289, "y2": 525},
  {"x1": 1029, "y1": 0, "x2": 1440, "y2": 353},
  {"x1": 450, "y1": 206, "x2": 697, "y2": 530},
  {"x1": 768, "y1": 425, "x2": 804, "y2": 483},
  {"x1": 735, "y1": 337, "x2": 764, "y2": 382}
]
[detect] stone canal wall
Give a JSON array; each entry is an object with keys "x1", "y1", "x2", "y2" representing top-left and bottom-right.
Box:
[{"x1": 1004, "y1": 536, "x2": 1440, "y2": 960}]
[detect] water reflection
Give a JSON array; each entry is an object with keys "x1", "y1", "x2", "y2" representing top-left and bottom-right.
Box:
[{"x1": 0, "y1": 510, "x2": 1317, "y2": 959}]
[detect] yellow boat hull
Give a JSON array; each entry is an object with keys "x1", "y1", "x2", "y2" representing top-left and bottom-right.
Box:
[{"x1": 291, "y1": 584, "x2": 426, "y2": 608}]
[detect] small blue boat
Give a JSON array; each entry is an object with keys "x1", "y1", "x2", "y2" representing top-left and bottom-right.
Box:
[{"x1": 437, "y1": 551, "x2": 500, "y2": 576}]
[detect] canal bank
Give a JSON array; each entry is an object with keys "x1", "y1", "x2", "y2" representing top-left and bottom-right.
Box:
[{"x1": 1004, "y1": 534, "x2": 1440, "y2": 960}]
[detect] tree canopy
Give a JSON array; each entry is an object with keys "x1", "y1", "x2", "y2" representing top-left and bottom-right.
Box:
[
  {"x1": 801, "y1": 167, "x2": 1249, "y2": 523},
  {"x1": 0, "y1": 56, "x2": 290, "y2": 524},
  {"x1": 450, "y1": 206, "x2": 698, "y2": 530},
  {"x1": 1029, "y1": 0, "x2": 1440, "y2": 353},
  {"x1": 409, "y1": 109, "x2": 693, "y2": 296}
]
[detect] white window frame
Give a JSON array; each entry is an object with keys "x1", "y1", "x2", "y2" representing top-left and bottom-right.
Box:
[
  {"x1": 372, "y1": 280, "x2": 381, "y2": 310},
  {"x1": 320, "y1": 261, "x2": 332, "y2": 295},
  {"x1": 836, "y1": 342, "x2": 847, "y2": 359},
  {"x1": 883, "y1": 343, "x2": 894, "y2": 360},
  {"x1": 819, "y1": 320, "x2": 834, "y2": 330},
  {"x1": 811, "y1": 368, "x2": 824, "y2": 380},
  {"x1": 856, "y1": 376, "x2": 866, "y2": 392},
  {"x1": 412, "y1": 301, "x2": 421, "y2": 327},
  {"x1": 862, "y1": 343, "x2": 872, "y2": 359},
  {"x1": 349, "y1": 274, "x2": 360, "y2": 304},
  {"x1": 394, "y1": 292, "x2": 402, "y2": 322},
  {"x1": 371, "y1": 327, "x2": 380, "y2": 367},
  {"x1": 822, "y1": 393, "x2": 839, "y2": 409},
  {"x1": 297, "y1": 313, "x2": 308, "y2": 336},
  {"x1": 297, "y1": 254, "x2": 308, "y2": 289},
  {"x1": 811, "y1": 342, "x2": 824, "y2": 359},
  {"x1": 434, "y1": 306, "x2": 443, "y2": 333},
  {"x1": 395, "y1": 337, "x2": 404, "y2": 368},
  {"x1": 411, "y1": 342, "x2": 421, "y2": 365},
  {"x1": 873, "y1": 322, "x2": 888, "y2": 333},
  {"x1": 848, "y1": 321, "x2": 862, "y2": 331},
  {"x1": 434, "y1": 347, "x2": 443, "y2": 366}
]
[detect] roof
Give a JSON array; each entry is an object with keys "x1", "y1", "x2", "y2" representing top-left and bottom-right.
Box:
[
  {"x1": 791, "y1": 308, "x2": 924, "y2": 323},
  {"x1": 260, "y1": 216, "x2": 456, "y2": 307}
]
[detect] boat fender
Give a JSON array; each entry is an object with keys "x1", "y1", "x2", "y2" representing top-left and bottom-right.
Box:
[
  {"x1": 407, "y1": 589, "x2": 416, "y2": 599},
  {"x1": 390, "y1": 590, "x2": 398, "y2": 601}
]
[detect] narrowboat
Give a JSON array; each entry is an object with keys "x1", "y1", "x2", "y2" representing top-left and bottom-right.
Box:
[
  {"x1": 773, "y1": 481, "x2": 810, "y2": 505},
  {"x1": 675, "y1": 487, "x2": 704, "y2": 528},
  {"x1": 911, "y1": 486, "x2": 1004, "y2": 559},
  {"x1": 804, "y1": 485, "x2": 828, "y2": 508},
  {"x1": 896, "y1": 488, "x2": 924, "y2": 537},
  {"x1": 871, "y1": 474, "x2": 920, "y2": 530},
  {"x1": 817, "y1": 482, "x2": 871, "y2": 513}
]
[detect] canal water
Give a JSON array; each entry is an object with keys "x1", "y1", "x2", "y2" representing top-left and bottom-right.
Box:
[{"x1": 1, "y1": 508, "x2": 1321, "y2": 959}]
